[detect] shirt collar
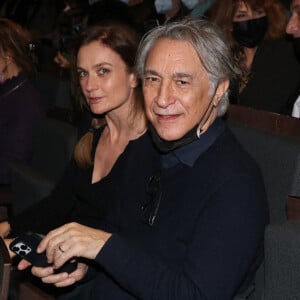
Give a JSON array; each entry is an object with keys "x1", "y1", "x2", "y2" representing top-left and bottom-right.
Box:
[{"x1": 161, "y1": 117, "x2": 225, "y2": 169}]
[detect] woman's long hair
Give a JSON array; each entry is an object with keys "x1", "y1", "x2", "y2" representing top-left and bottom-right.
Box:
[
  {"x1": 72, "y1": 21, "x2": 144, "y2": 169},
  {"x1": 0, "y1": 18, "x2": 37, "y2": 76}
]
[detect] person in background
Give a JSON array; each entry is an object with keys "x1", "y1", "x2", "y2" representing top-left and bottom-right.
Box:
[
  {"x1": 24, "y1": 19, "x2": 268, "y2": 300},
  {"x1": 208, "y1": 0, "x2": 300, "y2": 114},
  {"x1": 53, "y1": 0, "x2": 89, "y2": 71},
  {"x1": 188, "y1": 0, "x2": 216, "y2": 18},
  {"x1": 286, "y1": 0, "x2": 300, "y2": 117},
  {"x1": 286, "y1": 0, "x2": 300, "y2": 53},
  {"x1": 154, "y1": 0, "x2": 190, "y2": 23},
  {"x1": 0, "y1": 18, "x2": 45, "y2": 185},
  {"x1": 1, "y1": 20, "x2": 160, "y2": 299}
]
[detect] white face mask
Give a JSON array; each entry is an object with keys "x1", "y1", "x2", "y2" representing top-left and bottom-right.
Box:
[
  {"x1": 154, "y1": 0, "x2": 173, "y2": 14},
  {"x1": 181, "y1": 0, "x2": 199, "y2": 10}
]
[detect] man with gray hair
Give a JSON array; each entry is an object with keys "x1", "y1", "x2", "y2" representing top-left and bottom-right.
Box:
[
  {"x1": 135, "y1": 18, "x2": 268, "y2": 299},
  {"x1": 25, "y1": 19, "x2": 268, "y2": 300}
]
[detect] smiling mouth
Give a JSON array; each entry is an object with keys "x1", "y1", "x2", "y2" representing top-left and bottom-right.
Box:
[{"x1": 155, "y1": 113, "x2": 181, "y2": 122}]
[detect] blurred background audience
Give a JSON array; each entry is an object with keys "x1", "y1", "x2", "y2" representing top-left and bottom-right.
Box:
[
  {"x1": 286, "y1": 0, "x2": 300, "y2": 117},
  {"x1": 0, "y1": 18, "x2": 45, "y2": 185},
  {"x1": 208, "y1": 0, "x2": 300, "y2": 115}
]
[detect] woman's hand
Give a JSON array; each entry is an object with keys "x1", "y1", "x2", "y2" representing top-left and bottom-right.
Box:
[
  {"x1": 37, "y1": 222, "x2": 111, "y2": 270},
  {"x1": 32, "y1": 262, "x2": 88, "y2": 287},
  {"x1": 18, "y1": 259, "x2": 88, "y2": 287}
]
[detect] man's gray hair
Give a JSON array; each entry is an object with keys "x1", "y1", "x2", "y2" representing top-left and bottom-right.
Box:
[{"x1": 135, "y1": 18, "x2": 240, "y2": 116}]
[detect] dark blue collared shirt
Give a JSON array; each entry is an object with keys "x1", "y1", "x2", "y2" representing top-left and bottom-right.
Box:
[{"x1": 161, "y1": 117, "x2": 225, "y2": 169}]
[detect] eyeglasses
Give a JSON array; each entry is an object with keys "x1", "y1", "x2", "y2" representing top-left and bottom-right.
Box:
[{"x1": 141, "y1": 170, "x2": 162, "y2": 226}]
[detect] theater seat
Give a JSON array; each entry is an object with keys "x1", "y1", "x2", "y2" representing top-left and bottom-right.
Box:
[{"x1": 9, "y1": 118, "x2": 77, "y2": 215}]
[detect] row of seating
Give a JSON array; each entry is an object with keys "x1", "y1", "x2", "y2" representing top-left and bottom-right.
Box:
[
  {"x1": 1, "y1": 104, "x2": 300, "y2": 299},
  {"x1": 227, "y1": 105, "x2": 300, "y2": 299}
]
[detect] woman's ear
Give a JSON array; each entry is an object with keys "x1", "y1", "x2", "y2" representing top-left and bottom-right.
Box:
[
  {"x1": 129, "y1": 73, "x2": 139, "y2": 88},
  {"x1": 213, "y1": 79, "x2": 230, "y2": 106}
]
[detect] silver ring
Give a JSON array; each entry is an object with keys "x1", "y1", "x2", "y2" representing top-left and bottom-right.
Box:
[{"x1": 58, "y1": 245, "x2": 65, "y2": 253}]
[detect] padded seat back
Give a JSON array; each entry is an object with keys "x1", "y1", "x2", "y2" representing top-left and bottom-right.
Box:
[
  {"x1": 227, "y1": 105, "x2": 300, "y2": 225},
  {"x1": 9, "y1": 118, "x2": 77, "y2": 215},
  {"x1": 226, "y1": 105, "x2": 300, "y2": 300},
  {"x1": 31, "y1": 118, "x2": 77, "y2": 181},
  {"x1": 228, "y1": 123, "x2": 300, "y2": 224}
]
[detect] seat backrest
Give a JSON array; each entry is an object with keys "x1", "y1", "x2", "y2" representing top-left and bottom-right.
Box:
[
  {"x1": 33, "y1": 72, "x2": 72, "y2": 109},
  {"x1": 226, "y1": 105, "x2": 300, "y2": 300},
  {"x1": 0, "y1": 238, "x2": 11, "y2": 300},
  {"x1": 227, "y1": 105, "x2": 300, "y2": 225},
  {"x1": 9, "y1": 118, "x2": 77, "y2": 215},
  {"x1": 31, "y1": 118, "x2": 77, "y2": 182},
  {"x1": 264, "y1": 220, "x2": 300, "y2": 300}
]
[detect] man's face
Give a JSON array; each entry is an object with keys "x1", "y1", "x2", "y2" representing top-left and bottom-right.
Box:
[
  {"x1": 143, "y1": 38, "x2": 224, "y2": 141},
  {"x1": 286, "y1": 0, "x2": 300, "y2": 38}
]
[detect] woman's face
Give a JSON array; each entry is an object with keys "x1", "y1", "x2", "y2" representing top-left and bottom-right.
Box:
[
  {"x1": 233, "y1": 1, "x2": 266, "y2": 21},
  {"x1": 77, "y1": 41, "x2": 137, "y2": 115}
]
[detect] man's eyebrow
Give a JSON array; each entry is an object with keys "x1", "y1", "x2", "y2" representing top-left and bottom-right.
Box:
[
  {"x1": 144, "y1": 70, "x2": 193, "y2": 78},
  {"x1": 144, "y1": 69, "x2": 160, "y2": 76},
  {"x1": 173, "y1": 72, "x2": 193, "y2": 78}
]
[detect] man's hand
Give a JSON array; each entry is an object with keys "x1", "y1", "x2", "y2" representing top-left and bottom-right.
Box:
[{"x1": 37, "y1": 222, "x2": 111, "y2": 270}]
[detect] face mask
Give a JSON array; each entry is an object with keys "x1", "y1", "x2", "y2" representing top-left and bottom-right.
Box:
[
  {"x1": 232, "y1": 16, "x2": 268, "y2": 48},
  {"x1": 181, "y1": 0, "x2": 198, "y2": 10},
  {"x1": 154, "y1": 0, "x2": 173, "y2": 14},
  {"x1": 148, "y1": 122, "x2": 200, "y2": 153},
  {"x1": 293, "y1": 37, "x2": 300, "y2": 60}
]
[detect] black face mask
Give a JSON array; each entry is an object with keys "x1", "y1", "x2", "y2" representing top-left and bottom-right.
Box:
[
  {"x1": 293, "y1": 37, "x2": 300, "y2": 60},
  {"x1": 232, "y1": 16, "x2": 268, "y2": 48},
  {"x1": 148, "y1": 122, "x2": 199, "y2": 153}
]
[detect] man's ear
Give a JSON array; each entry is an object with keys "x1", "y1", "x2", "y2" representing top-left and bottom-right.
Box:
[{"x1": 213, "y1": 79, "x2": 230, "y2": 106}]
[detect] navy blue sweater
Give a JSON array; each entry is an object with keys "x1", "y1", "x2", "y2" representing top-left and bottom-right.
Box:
[{"x1": 74, "y1": 119, "x2": 268, "y2": 300}]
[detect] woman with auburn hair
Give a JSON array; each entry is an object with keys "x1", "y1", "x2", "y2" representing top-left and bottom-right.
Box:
[
  {"x1": 208, "y1": 0, "x2": 300, "y2": 114},
  {"x1": 0, "y1": 21, "x2": 159, "y2": 255},
  {"x1": 0, "y1": 18, "x2": 45, "y2": 185}
]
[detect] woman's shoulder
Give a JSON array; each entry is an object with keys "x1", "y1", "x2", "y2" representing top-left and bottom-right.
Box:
[{"x1": 259, "y1": 37, "x2": 296, "y2": 56}]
